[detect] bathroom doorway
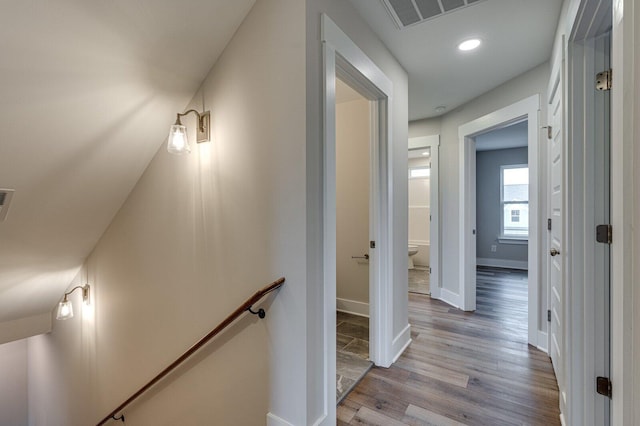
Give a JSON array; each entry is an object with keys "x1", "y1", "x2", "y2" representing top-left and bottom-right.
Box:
[
  {"x1": 334, "y1": 77, "x2": 373, "y2": 402},
  {"x1": 408, "y1": 136, "x2": 440, "y2": 300},
  {"x1": 408, "y1": 147, "x2": 431, "y2": 295}
]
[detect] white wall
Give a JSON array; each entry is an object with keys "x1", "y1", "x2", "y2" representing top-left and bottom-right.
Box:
[
  {"x1": 336, "y1": 98, "x2": 370, "y2": 307},
  {"x1": 306, "y1": 0, "x2": 409, "y2": 423},
  {"x1": 27, "y1": 0, "x2": 307, "y2": 425},
  {"x1": 410, "y1": 62, "x2": 549, "y2": 325},
  {"x1": 0, "y1": 339, "x2": 27, "y2": 426},
  {"x1": 475, "y1": 147, "x2": 529, "y2": 266}
]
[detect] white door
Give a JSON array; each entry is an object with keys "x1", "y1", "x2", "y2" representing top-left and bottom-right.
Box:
[{"x1": 548, "y1": 56, "x2": 565, "y2": 410}]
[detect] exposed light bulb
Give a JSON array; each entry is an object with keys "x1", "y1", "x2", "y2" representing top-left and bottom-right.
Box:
[
  {"x1": 56, "y1": 299, "x2": 74, "y2": 320},
  {"x1": 167, "y1": 124, "x2": 190, "y2": 155}
]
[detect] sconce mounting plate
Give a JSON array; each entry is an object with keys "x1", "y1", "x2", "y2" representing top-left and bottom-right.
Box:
[{"x1": 197, "y1": 111, "x2": 210, "y2": 144}]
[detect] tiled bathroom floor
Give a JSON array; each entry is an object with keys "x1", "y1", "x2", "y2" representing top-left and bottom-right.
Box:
[
  {"x1": 336, "y1": 311, "x2": 372, "y2": 403},
  {"x1": 408, "y1": 266, "x2": 430, "y2": 295}
]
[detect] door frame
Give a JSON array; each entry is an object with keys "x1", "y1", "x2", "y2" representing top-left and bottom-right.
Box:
[
  {"x1": 458, "y1": 95, "x2": 541, "y2": 348},
  {"x1": 321, "y1": 13, "x2": 394, "y2": 423},
  {"x1": 565, "y1": 1, "x2": 612, "y2": 424},
  {"x1": 408, "y1": 136, "x2": 440, "y2": 299}
]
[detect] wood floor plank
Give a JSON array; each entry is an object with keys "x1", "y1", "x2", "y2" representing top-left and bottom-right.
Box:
[
  {"x1": 403, "y1": 404, "x2": 469, "y2": 426},
  {"x1": 352, "y1": 406, "x2": 411, "y2": 426},
  {"x1": 339, "y1": 267, "x2": 561, "y2": 425}
]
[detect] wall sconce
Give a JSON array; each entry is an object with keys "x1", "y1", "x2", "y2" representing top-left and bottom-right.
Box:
[
  {"x1": 56, "y1": 284, "x2": 90, "y2": 320},
  {"x1": 167, "y1": 109, "x2": 210, "y2": 155}
]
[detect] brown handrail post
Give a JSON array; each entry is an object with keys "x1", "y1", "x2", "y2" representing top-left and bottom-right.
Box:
[{"x1": 96, "y1": 277, "x2": 285, "y2": 425}]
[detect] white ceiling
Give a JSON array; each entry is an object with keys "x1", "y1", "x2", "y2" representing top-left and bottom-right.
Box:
[
  {"x1": 348, "y1": 0, "x2": 563, "y2": 120},
  {"x1": 0, "y1": 0, "x2": 255, "y2": 340}
]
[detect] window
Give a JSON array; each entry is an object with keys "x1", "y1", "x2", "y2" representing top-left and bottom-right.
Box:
[
  {"x1": 409, "y1": 167, "x2": 430, "y2": 179},
  {"x1": 501, "y1": 165, "x2": 528, "y2": 238}
]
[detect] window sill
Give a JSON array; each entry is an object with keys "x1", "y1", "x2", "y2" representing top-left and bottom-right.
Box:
[{"x1": 498, "y1": 236, "x2": 528, "y2": 245}]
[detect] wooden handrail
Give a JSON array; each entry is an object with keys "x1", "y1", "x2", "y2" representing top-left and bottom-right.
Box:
[{"x1": 96, "y1": 277, "x2": 285, "y2": 425}]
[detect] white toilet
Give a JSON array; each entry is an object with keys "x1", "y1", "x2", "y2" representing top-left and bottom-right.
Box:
[{"x1": 408, "y1": 245, "x2": 419, "y2": 269}]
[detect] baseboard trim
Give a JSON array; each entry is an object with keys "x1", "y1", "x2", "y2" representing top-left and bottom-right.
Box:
[
  {"x1": 267, "y1": 412, "x2": 295, "y2": 426},
  {"x1": 439, "y1": 288, "x2": 461, "y2": 309},
  {"x1": 336, "y1": 298, "x2": 369, "y2": 317},
  {"x1": 537, "y1": 331, "x2": 549, "y2": 353},
  {"x1": 311, "y1": 413, "x2": 329, "y2": 426},
  {"x1": 391, "y1": 324, "x2": 412, "y2": 364},
  {"x1": 476, "y1": 258, "x2": 528, "y2": 270}
]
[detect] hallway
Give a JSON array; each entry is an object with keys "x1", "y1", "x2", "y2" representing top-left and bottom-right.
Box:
[{"x1": 338, "y1": 267, "x2": 560, "y2": 425}]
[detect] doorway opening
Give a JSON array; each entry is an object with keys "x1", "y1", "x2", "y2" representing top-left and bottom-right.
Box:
[
  {"x1": 335, "y1": 77, "x2": 373, "y2": 403},
  {"x1": 321, "y1": 13, "x2": 397, "y2": 420},
  {"x1": 408, "y1": 147, "x2": 431, "y2": 295},
  {"x1": 458, "y1": 95, "x2": 541, "y2": 348},
  {"x1": 408, "y1": 136, "x2": 440, "y2": 300}
]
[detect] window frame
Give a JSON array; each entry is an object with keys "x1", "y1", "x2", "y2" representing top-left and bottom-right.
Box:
[{"x1": 500, "y1": 164, "x2": 529, "y2": 242}]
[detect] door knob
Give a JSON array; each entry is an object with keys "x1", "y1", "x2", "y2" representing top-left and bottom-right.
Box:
[{"x1": 550, "y1": 248, "x2": 560, "y2": 256}]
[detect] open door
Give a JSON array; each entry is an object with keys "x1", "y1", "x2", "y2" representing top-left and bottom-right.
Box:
[{"x1": 547, "y1": 46, "x2": 565, "y2": 417}]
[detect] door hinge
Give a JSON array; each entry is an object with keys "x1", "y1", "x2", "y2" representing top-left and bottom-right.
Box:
[
  {"x1": 547, "y1": 218, "x2": 552, "y2": 231},
  {"x1": 429, "y1": 267, "x2": 432, "y2": 274},
  {"x1": 542, "y1": 126, "x2": 552, "y2": 139},
  {"x1": 547, "y1": 309, "x2": 551, "y2": 322},
  {"x1": 596, "y1": 224, "x2": 612, "y2": 244},
  {"x1": 369, "y1": 240, "x2": 376, "y2": 249},
  {"x1": 596, "y1": 69, "x2": 612, "y2": 91},
  {"x1": 596, "y1": 376, "x2": 612, "y2": 398}
]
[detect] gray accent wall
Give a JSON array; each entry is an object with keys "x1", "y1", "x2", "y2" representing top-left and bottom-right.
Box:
[{"x1": 476, "y1": 146, "x2": 528, "y2": 266}]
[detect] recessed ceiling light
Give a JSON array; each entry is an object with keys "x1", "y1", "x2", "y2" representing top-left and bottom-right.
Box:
[
  {"x1": 458, "y1": 39, "x2": 481, "y2": 51},
  {"x1": 435, "y1": 106, "x2": 447, "y2": 113}
]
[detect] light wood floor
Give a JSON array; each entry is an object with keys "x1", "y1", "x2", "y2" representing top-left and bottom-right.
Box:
[{"x1": 338, "y1": 267, "x2": 561, "y2": 425}]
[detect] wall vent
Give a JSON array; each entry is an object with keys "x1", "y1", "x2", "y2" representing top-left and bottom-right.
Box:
[
  {"x1": 382, "y1": 0, "x2": 487, "y2": 29},
  {"x1": 0, "y1": 189, "x2": 15, "y2": 222}
]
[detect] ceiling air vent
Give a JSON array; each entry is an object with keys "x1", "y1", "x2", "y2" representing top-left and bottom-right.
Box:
[
  {"x1": 0, "y1": 189, "x2": 15, "y2": 222},
  {"x1": 382, "y1": 0, "x2": 487, "y2": 29}
]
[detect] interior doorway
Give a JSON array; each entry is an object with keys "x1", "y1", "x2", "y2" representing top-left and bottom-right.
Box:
[
  {"x1": 334, "y1": 77, "x2": 373, "y2": 403},
  {"x1": 408, "y1": 136, "x2": 440, "y2": 300},
  {"x1": 407, "y1": 147, "x2": 431, "y2": 295},
  {"x1": 458, "y1": 95, "x2": 541, "y2": 348}
]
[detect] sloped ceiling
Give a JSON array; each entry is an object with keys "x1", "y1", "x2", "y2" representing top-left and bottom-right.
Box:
[
  {"x1": 349, "y1": 0, "x2": 563, "y2": 120},
  {"x1": 0, "y1": 0, "x2": 255, "y2": 342}
]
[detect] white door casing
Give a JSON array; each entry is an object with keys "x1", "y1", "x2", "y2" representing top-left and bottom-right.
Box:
[
  {"x1": 458, "y1": 95, "x2": 541, "y2": 348},
  {"x1": 566, "y1": 1, "x2": 613, "y2": 422},
  {"x1": 320, "y1": 13, "x2": 397, "y2": 426}
]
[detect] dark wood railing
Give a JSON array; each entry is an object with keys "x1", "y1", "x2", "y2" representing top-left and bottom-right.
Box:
[{"x1": 96, "y1": 277, "x2": 285, "y2": 425}]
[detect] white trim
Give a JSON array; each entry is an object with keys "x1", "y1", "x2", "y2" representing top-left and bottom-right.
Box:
[
  {"x1": 390, "y1": 324, "x2": 412, "y2": 364},
  {"x1": 322, "y1": 13, "x2": 396, "y2": 424},
  {"x1": 458, "y1": 95, "x2": 541, "y2": 349},
  {"x1": 537, "y1": 330, "x2": 549, "y2": 353},
  {"x1": 439, "y1": 288, "x2": 461, "y2": 309},
  {"x1": 267, "y1": 413, "x2": 296, "y2": 426},
  {"x1": 610, "y1": 0, "x2": 635, "y2": 424},
  {"x1": 497, "y1": 237, "x2": 528, "y2": 245},
  {"x1": 336, "y1": 298, "x2": 370, "y2": 317},
  {"x1": 408, "y1": 239, "x2": 429, "y2": 245},
  {"x1": 476, "y1": 258, "x2": 528, "y2": 270},
  {"x1": 408, "y1": 135, "x2": 440, "y2": 299},
  {"x1": 566, "y1": 21, "x2": 613, "y2": 425}
]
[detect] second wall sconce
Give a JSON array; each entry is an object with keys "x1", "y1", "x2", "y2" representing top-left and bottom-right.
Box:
[
  {"x1": 56, "y1": 284, "x2": 90, "y2": 320},
  {"x1": 167, "y1": 109, "x2": 210, "y2": 155}
]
